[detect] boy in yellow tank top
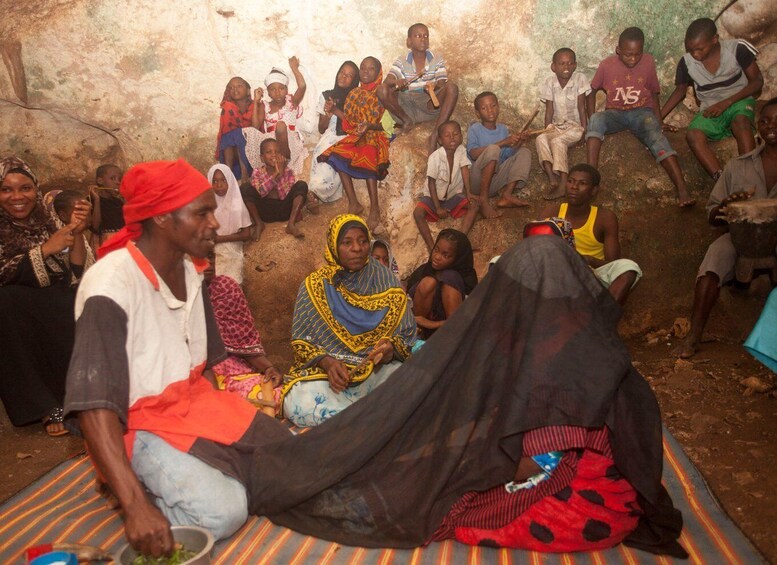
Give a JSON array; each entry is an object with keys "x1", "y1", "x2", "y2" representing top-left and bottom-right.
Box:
[{"x1": 540, "y1": 163, "x2": 642, "y2": 305}]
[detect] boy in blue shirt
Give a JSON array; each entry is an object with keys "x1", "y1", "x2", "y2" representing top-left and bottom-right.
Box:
[{"x1": 467, "y1": 91, "x2": 531, "y2": 219}]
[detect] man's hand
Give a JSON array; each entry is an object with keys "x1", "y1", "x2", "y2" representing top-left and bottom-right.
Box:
[
  {"x1": 435, "y1": 205, "x2": 449, "y2": 219},
  {"x1": 393, "y1": 78, "x2": 410, "y2": 91},
  {"x1": 124, "y1": 498, "x2": 175, "y2": 558},
  {"x1": 662, "y1": 122, "x2": 679, "y2": 133},
  {"x1": 319, "y1": 356, "x2": 350, "y2": 393},
  {"x1": 715, "y1": 190, "x2": 753, "y2": 221},
  {"x1": 703, "y1": 100, "x2": 731, "y2": 118}
]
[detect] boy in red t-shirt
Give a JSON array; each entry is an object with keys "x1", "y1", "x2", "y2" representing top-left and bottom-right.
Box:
[{"x1": 586, "y1": 27, "x2": 695, "y2": 207}]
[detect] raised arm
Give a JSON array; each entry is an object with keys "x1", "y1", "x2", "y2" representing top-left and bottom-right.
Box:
[
  {"x1": 80, "y1": 409, "x2": 174, "y2": 557},
  {"x1": 251, "y1": 88, "x2": 265, "y2": 130},
  {"x1": 289, "y1": 57, "x2": 307, "y2": 107}
]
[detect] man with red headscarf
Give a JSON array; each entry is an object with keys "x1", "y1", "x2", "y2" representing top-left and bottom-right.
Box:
[{"x1": 64, "y1": 160, "x2": 290, "y2": 558}]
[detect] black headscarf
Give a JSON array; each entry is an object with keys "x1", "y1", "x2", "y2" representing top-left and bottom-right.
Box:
[
  {"x1": 248, "y1": 236, "x2": 683, "y2": 556},
  {"x1": 322, "y1": 60, "x2": 360, "y2": 135},
  {"x1": 407, "y1": 228, "x2": 478, "y2": 294}
]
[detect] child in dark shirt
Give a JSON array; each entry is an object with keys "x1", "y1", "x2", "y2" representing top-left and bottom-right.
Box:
[{"x1": 89, "y1": 164, "x2": 125, "y2": 247}]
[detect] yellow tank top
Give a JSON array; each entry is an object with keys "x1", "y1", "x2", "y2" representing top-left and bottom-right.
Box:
[{"x1": 559, "y1": 203, "x2": 605, "y2": 261}]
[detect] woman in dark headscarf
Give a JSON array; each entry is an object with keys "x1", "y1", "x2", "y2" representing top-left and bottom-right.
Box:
[
  {"x1": 407, "y1": 228, "x2": 477, "y2": 337},
  {"x1": 281, "y1": 214, "x2": 417, "y2": 427},
  {"x1": 310, "y1": 61, "x2": 361, "y2": 203},
  {"x1": 0, "y1": 157, "x2": 93, "y2": 435},
  {"x1": 250, "y1": 235, "x2": 685, "y2": 557}
]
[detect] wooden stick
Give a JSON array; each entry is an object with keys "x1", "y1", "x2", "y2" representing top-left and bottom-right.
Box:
[
  {"x1": 518, "y1": 108, "x2": 540, "y2": 134},
  {"x1": 426, "y1": 83, "x2": 440, "y2": 108}
]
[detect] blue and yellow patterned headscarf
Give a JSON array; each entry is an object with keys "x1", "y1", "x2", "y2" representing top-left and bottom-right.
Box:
[{"x1": 282, "y1": 214, "x2": 416, "y2": 401}]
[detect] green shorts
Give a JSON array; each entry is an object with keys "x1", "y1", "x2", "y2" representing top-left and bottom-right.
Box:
[{"x1": 688, "y1": 97, "x2": 756, "y2": 141}]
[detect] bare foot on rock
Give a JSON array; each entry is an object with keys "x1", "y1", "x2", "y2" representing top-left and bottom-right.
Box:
[
  {"x1": 286, "y1": 223, "x2": 304, "y2": 239},
  {"x1": 675, "y1": 336, "x2": 698, "y2": 359},
  {"x1": 496, "y1": 194, "x2": 530, "y2": 208},
  {"x1": 480, "y1": 201, "x2": 503, "y2": 219}
]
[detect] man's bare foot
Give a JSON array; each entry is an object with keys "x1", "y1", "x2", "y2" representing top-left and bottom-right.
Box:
[
  {"x1": 675, "y1": 336, "x2": 698, "y2": 359},
  {"x1": 678, "y1": 196, "x2": 697, "y2": 208},
  {"x1": 396, "y1": 118, "x2": 416, "y2": 133},
  {"x1": 286, "y1": 223, "x2": 304, "y2": 239},
  {"x1": 367, "y1": 212, "x2": 385, "y2": 235},
  {"x1": 348, "y1": 202, "x2": 365, "y2": 216},
  {"x1": 480, "y1": 201, "x2": 503, "y2": 219},
  {"x1": 543, "y1": 183, "x2": 566, "y2": 200},
  {"x1": 306, "y1": 196, "x2": 321, "y2": 215},
  {"x1": 496, "y1": 194, "x2": 530, "y2": 208}
]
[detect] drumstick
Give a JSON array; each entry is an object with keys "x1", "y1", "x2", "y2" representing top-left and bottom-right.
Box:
[
  {"x1": 349, "y1": 352, "x2": 383, "y2": 380},
  {"x1": 517, "y1": 108, "x2": 540, "y2": 134},
  {"x1": 426, "y1": 83, "x2": 440, "y2": 108}
]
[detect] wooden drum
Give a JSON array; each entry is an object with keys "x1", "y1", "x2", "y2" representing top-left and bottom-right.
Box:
[{"x1": 727, "y1": 199, "x2": 777, "y2": 259}]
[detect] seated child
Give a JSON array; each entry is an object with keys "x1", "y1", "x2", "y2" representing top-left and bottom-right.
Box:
[
  {"x1": 204, "y1": 254, "x2": 281, "y2": 418},
  {"x1": 320, "y1": 56, "x2": 390, "y2": 234},
  {"x1": 467, "y1": 91, "x2": 532, "y2": 219},
  {"x1": 242, "y1": 138, "x2": 308, "y2": 240},
  {"x1": 88, "y1": 164, "x2": 124, "y2": 247},
  {"x1": 414, "y1": 120, "x2": 478, "y2": 252},
  {"x1": 217, "y1": 76, "x2": 254, "y2": 184},
  {"x1": 245, "y1": 57, "x2": 308, "y2": 176},
  {"x1": 661, "y1": 18, "x2": 762, "y2": 180},
  {"x1": 537, "y1": 48, "x2": 591, "y2": 200},
  {"x1": 587, "y1": 27, "x2": 695, "y2": 207},
  {"x1": 370, "y1": 237, "x2": 401, "y2": 283},
  {"x1": 310, "y1": 61, "x2": 361, "y2": 203},
  {"x1": 377, "y1": 23, "x2": 459, "y2": 153},
  {"x1": 407, "y1": 228, "x2": 477, "y2": 338},
  {"x1": 207, "y1": 164, "x2": 252, "y2": 283},
  {"x1": 539, "y1": 163, "x2": 642, "y2": 305}
]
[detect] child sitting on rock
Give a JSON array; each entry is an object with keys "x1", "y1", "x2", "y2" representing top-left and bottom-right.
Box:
[
  {"x1": 661, "y1": 17, "x2": 762, "y2": 181},
  {"x1": 216, "y1": 76, "x2": 254, "y2": 184},
  {"x1": 245, "y1": 58, "x2": 308, "y2": 176},
  {"x1": 407, "y1": 228, "x2": 477, "y2": 338},
  {"x1": 537, "y1": 48, "x2": 591, "y2": 200},
  {"x1": 414, "y1": 120, "x2": 478, "y2": 252},
  {"x1": 208, "y1": 164, "x2": 252, "y2": 284},
  {"x1": 587, "y1": 27, "x2": 694, "y2": 207},
  {"x1": 242, "y1": 138, "x2": 308, "y2": 240},
  {"x1": 89, "y1": 164, "x2": 124, "y2": 247},
  {"x1": 467, "y1": 91, "x2": 532, "y2": 219}
]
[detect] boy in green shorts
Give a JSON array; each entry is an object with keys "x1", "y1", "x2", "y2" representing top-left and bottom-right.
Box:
[{"x1": 662, "y1": 17, "x2": 763, "y2": 180}]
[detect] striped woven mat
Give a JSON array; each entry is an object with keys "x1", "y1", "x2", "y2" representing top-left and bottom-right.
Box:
[{"x1": 0, "y1": 430, "x2": 764, "y2": 564}]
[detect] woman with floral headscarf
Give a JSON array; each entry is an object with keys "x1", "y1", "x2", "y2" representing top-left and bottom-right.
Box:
[
  {"x1": 281, "y1": 214, "x2": 416, "y2": 427},
  {"x1": 0, "y1": 157, "x2": 93, "y2": 436}
]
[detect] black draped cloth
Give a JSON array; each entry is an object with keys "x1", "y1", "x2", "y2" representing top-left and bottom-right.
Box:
[{"x1": 249, "y1": 236, "x2": 684, "y2": 556}]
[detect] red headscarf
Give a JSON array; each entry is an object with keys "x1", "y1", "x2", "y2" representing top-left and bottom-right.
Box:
[{"x1": 98, "y1": 159, "x2": 212, "y2": 258}]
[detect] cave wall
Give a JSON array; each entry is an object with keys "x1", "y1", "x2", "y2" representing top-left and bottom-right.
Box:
[{"x1": 4, "y1": 0, "x2": 774, "y2": 180}]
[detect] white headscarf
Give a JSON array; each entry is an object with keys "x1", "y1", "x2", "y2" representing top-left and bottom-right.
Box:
[
  {"x1": 207, "y1": 164, "x2": 252, "y2": 236},
  {"x1": 264, "y1": 67, "x2": 289, "y2": 87}
]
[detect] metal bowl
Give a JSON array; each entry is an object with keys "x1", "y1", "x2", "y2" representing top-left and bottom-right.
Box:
[{"x1": 114, "y1": 525, "x2": 214, "y2": 564}]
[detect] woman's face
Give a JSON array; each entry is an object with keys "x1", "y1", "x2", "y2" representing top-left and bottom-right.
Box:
[
  {"x1": 431, "y1": 237, "x2": 457, "y2": 271},
  {"x1": 337, "y1": 226, "x2": 370, "y2": 271},
  {"x1": 0, "y1": 172, "x2": 38, "y2": 223},
  {"x1": 371, "y1": 244, "x2": 389, "y2": 268},
  {"x1": 359, "y1": 58, "x2": 379, "y2": 84},
  {"x1": 336, "y1": 64, "x2": 358, "y2": 88},
  {"x1": 212, "y1": 169, "x2": 229, "y2": 197}
]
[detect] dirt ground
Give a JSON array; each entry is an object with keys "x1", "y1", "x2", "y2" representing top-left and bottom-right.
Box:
[{"x1": 1, "y1": 128, "x2": 776, "y2": 562}]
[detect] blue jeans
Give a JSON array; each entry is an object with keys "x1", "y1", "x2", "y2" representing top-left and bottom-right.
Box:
[
  {"x1": 131, "y1": 431, "x2": 248, "y2": 540},
  {"x1": 586, "y1": 108, "x2": 676, "y2": 162}
]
